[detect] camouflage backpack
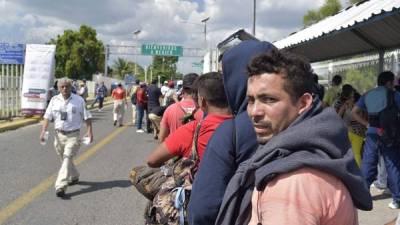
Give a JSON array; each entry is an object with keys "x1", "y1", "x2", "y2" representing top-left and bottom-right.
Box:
[{"x1": 145, "y1": 121, "x2": 202, "y2": 225}]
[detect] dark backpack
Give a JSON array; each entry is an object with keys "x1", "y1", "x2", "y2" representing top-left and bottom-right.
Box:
[
  {"x1": 131, "y1": 92, "x2": 137, "y2": 105},
  {"x1": 131, "y1": 86, "x2": 138, "y2": 105},
  {"x1": 378, "y1": 90, "x2": 400, "y2": 148}
]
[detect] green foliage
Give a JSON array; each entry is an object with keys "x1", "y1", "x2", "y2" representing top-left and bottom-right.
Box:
[
  {"x1": 150, "y1": 56, "x2": 179, "y2": 81},
  {"x1": 111, "y1": 58, "x2": 144, "y2": 80},
  {"x1": 112, "y1": 58, "x2": 129, "y2": 79},
  {"x1": 303, "y1": 0, "x2": 341, "y2": 26},
  {"x1": 304, "y1": 10, "x2": 321, "y2": 27},
  {"x1": 320, "y1": 0, "x2": 341, "y2": 18},
  {"x1": 342, "y1": 67, "x2": 377, "y2": 94},
  {"x1": 50, "y1": 25, "x2": 104, "y2": 80},
  {"x1": 348, "y1": 0, "x2": 363, "y2": 5}
]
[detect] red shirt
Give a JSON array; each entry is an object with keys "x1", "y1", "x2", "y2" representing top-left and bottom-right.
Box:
[
  {"x1": 161, "y1": 99, "x2": 203, "y2": 134},
  {"x1": 112, "y1": 87, "x2": 125, "y2": 100},
  {"x1": 164, "y1": 113, "x2": 233, "y2": 161}
]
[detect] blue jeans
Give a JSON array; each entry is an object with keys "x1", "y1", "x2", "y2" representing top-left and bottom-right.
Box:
[
  {"x1": 136, "y1": 104, "x2": 145, "y2": 129},
  {"x1": 362, "y1": 133, "x2": 400, "y2": 201}
]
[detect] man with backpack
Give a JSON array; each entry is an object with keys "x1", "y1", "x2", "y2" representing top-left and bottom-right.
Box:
[
  {"x1": 135, "y1": 82, "x2": 148, "y2": 133},
  {"x1": 129, "y1": 79, "x2": 140, "y2": 124},
  {"x1": 145, "y1": 72, "x2": 232, "y2": 225},
  {"x1": 146, "y1": 79, "x2": 163, "y2": 134},
  {"x1": 352, "y1": 71, "x2": 400, "y2": 209},
  {"x1": 158, "y1": 73, "x2": 202, "y2": 142},
  {"x1": 91, "y1": 81, "x2": 107, "y2": 111}
]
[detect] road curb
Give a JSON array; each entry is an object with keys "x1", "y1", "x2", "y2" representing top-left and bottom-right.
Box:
[{"x1": 0, "y1": 117, "x2": 42, "y2": 133}]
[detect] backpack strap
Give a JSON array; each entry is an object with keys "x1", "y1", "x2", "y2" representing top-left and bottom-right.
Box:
[
  {"x1": 190, "y1": 120, "x2": 202, "y2": 162},
  {"x1": 387, "y1": 89, "x2": 395, "y2": 107},
  {"x1": 174, "y1": 187, "x2": 186, "y2": 225}
]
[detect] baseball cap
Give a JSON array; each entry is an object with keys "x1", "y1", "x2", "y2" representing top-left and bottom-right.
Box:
[{"x1": 167, "y1": 80, "x2": 174, "y2": 88}]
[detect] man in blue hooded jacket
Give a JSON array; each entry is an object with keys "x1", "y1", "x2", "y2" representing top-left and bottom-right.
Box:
[{"x1": 188, "y1": 40, "x2": 276, "y2": 225}]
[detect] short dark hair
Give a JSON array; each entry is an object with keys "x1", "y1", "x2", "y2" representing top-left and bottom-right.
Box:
[
  {"x1": 332, "y1": 75, "x2": 342, "y2": 86},
  {"x1": 313, "y1": 73, "x2": 319, "y2": 83},
  {"x1": 135, "y1": 79, "x2": 140, "y2": 85},
  {"x1": 151, "y1": 79, "x2": 157, "y2": 85},
  {"x1": 340, "y1": 84, "x2": 354, "y2": 101},
  {"x1": 193, "y1": 72, "x2": 228, "y2": 108},
  {"x1": 246, "y1": 49, "x2": 314, "y2": 103},
  {"x1": 377, "y1": 71, "x2": 395, "y2": 86},
  {"x1": 182, "y1": 73, "x2": 199, "y2": 94}
]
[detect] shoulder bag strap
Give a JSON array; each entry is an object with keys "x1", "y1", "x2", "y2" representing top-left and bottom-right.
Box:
[{"x1": 190, "y1": 120, "x2": 202, "y2": 162}]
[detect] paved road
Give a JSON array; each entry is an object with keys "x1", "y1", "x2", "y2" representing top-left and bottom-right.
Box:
[
  {"x1": 0, "y1": 105, "x2": 154, "y2": 225},
  {"x1": 0, "y1": 104, "x2": 398, "y2": 225}
]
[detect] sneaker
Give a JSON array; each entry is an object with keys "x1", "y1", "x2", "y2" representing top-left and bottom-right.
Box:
[
  {"x1": 371, "y1": 182, "x2": 387, "y2": 190},
  {"x1": 56, "y1": 188, "x2": 65, "y2": 197},
  {"x1": 136, "y1": 129, "x2": 144, "y2": 133},
  {"x1": 98, "y1": 109, "x2": 102, "y2": 112},
  {"x1": 388, "y1": 200, "x2": 400, "y2": 209},
  {"x1": 68, "y1": 178, "x2": 79, "y2": 186}
]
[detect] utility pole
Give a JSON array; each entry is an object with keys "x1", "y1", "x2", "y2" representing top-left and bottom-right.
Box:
[
  {"x1": 104, "y1": 44, "x2": 108, "y2": 77},
  {"x1": 252, "y1": 0, "x2": 256, "y2": 36},
  {"x1": 201, "y1": 17, "x2": 210, "y2": 49}
]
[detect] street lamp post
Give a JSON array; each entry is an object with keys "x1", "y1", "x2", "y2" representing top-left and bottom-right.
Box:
[
  {"x1": 132, "y1": 29, "x2": 141, "y2": 76},
  {"x1": 201, "y1": 17, "x2": 210, "y2": 49}
]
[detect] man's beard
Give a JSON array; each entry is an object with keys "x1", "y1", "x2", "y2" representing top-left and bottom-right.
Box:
[{"x1": 252, "y1": 120, "x2": 273, "y2": 145}]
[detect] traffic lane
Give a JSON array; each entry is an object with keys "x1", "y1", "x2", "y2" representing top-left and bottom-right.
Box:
[
  {"x1": 0, "y1": 105, "x2": 116, "y2": 211},
  {"x1": 3, "y1": 107, "x2": 156, "y2": 225}
]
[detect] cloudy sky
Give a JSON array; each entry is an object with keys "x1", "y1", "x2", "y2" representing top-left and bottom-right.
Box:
[{"x1": 0, "y1": 0, "x2": 349, "y2": 74}]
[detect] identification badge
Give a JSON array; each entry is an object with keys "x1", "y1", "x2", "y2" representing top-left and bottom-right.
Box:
[{"x1": 60, "y1": 111, "x2": 68, "y2": 121}]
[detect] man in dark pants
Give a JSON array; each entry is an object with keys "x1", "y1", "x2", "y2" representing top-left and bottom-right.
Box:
[
  {"x1": 352, "y1": 71, "x2": 400, "y2": 209},
  {"x1": 146, "y1": 79, "x2": 162, "y2": 133}
]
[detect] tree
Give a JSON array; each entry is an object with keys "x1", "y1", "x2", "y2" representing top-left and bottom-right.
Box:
[
  {"x1": 343, "y1": 67, "x2": 377, "y2": 94},
  {"x1": 348, "y1": 0, "x2": 363, "y2": 5},
  {"x1": 111, "y1": 58, "x2": 144, "y2": 80},
  {"x1": 303, "y1": 0, "x2": 341, "y2": 27},
  {"x1": 49, "y1": 25, "x2": 104, "y2": 80},
  {"x1": 151, "y1": 56, "x2": 179, "y2": 81},
  {"x1": 112, "y1": 58, "x2": 130, "y2": 79}
]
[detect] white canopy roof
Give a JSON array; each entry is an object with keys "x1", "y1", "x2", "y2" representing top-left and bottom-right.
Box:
[{"x1": 274, "y1": 0, "x2": 400, "y2": 62}]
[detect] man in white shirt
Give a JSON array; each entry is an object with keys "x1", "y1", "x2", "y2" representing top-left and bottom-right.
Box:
[
  {"x1": 78, "y1": 79, "x2": 88, "y2": 102},
  {"x1": 40, "y1": 78, "x2": 93, "y2": 197},
  {"x1": 161, "y1": 80, "x2": 169, "y2": 96}
]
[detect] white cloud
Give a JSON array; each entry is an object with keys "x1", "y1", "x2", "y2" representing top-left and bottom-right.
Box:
[{"x1": 1, "y1": 0, "x2": 327, "y2": 74}]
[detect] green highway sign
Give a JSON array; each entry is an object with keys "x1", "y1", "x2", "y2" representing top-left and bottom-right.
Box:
[{"x1": 141, "y1": 44, "x2": 183, "y2": 57}]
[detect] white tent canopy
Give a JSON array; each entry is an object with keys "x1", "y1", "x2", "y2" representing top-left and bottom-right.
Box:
[{"x1": 274, "y1": 0, "x2": 400, "y2": 72}]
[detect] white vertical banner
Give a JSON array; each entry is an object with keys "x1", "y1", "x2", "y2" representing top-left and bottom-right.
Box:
[{"x1": 21, "y1": 44, "x2": 56, "y2": 115}]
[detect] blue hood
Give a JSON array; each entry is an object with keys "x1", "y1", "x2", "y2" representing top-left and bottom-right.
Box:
[{"x1": 222, "y1": 40, "x2": 276, "y2": 115}]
